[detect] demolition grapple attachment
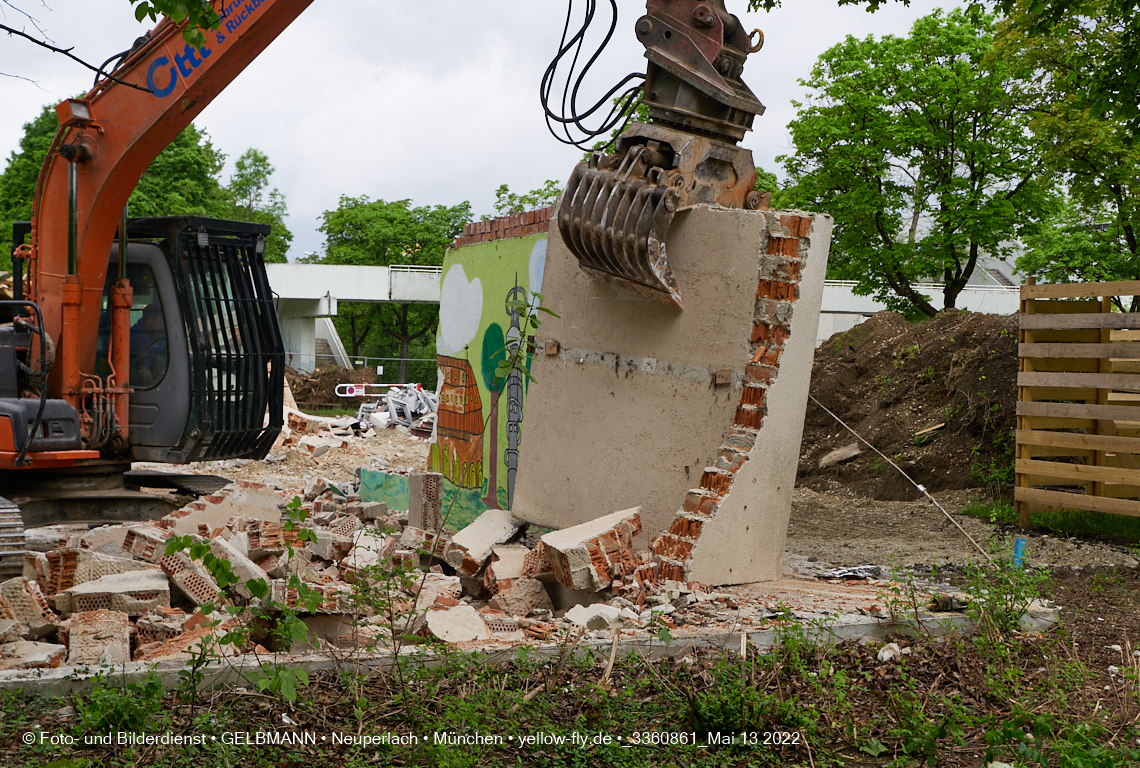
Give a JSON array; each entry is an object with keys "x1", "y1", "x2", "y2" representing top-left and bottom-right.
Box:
[{"x1": 559, "y1": 0, "x2": 768, "y2": 309}]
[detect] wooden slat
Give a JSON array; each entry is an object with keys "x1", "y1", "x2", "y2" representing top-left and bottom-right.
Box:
[
  {"x1": 1025, "y1": 358, "x2": 1101, "y2": 373},
  {"x1": 1017, "y1": 458, "x2": 1140, "y2": 486},
  {"x1": 1022, "y1": 387, "x2": 1099, "y2": 401},
  {"x1": 1019, "y1": 343, "x2": 1140, "y2": 359},
  {"x1": 1016, "y1": 486, "x2": 1140, "y2": 516},
  {"x1": 1110, "y1": 360, "x2": 1140, "y2": 373},
  {"x1": 1095, "y1": 485, "x2": 1140, "y2": 499},
  {"x1": 1016, "y1": 429, "x2": 1140, "y2": 454},
  {"x1": 1017, "y1": 402, "x2": 1140, "y2": 420},
  {"x1": 1023, "y1": 417, "x2": 1098, "y2": 430},
  {"x1": 1021, "y1": 313, "x2": 1140, "y2": 330},
  {"x1": 1018, "y1": 371, "x2": 1140, "y2": 390},
  {"x1": 1111, "y1": 330, "x2": 1140, "y2": 341},
  {"x1": 1021, "y1": 280, "x2": 1140, "y2": 300},
  {"x1": 1022, "y1": 445, "x2": 1096, "y2": 459},
  {"x1": 1031, "y1": 300, "x2": 1102, "y2": 314},
  {"x1": 1030, "y1": 330, "x2": 1102, "y2": 343}
]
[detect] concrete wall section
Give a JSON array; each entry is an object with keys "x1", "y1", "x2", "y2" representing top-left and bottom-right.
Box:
[
  {"x1": 514, "y1": 206, "x2": 788, "y2": 540},
  {"x1": 682, "y1": 214, "x2": 832, "y2": 585}
]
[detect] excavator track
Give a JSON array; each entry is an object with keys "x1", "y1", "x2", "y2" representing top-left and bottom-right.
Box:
[{"x1": 0, "y1": 496, "x2": 26, "y2": 580}]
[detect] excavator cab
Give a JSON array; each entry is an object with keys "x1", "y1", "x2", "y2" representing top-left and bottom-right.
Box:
[{"x1": 95, "y1": 216, "x2": 285, "y2": 464}]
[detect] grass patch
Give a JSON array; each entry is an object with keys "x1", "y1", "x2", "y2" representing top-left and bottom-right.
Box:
[{"x1": 961, "y1": 499, "x2": 1140, "y2": 542}]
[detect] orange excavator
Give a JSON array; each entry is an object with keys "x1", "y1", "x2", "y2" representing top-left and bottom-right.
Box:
[
  {"x1": 0, "y1": 1, "x2": 320, "y2": 575},
  {"x1": 0, "y1": 0, "x2": 768, "y2": 577}
]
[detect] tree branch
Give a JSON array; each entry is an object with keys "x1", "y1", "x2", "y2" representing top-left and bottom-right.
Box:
[{"x1": 0, "y1": 22, "x2": 153, "y2": 92}]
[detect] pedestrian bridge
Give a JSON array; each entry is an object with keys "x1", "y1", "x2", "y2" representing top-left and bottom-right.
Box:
[{"x1": 265, "y1": 264, "x2": 442, "y2": 371}]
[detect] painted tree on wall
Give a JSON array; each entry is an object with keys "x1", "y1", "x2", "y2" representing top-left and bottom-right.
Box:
[{"x1": 480, "y1": 322, "x2": 506, "y2": 509}]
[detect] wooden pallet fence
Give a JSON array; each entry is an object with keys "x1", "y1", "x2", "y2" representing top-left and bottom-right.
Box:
[{"x1": 1016, "y1": 278, "x2": 1140, "y2": 526}]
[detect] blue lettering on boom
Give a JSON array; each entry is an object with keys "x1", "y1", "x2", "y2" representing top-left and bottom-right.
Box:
[{"x1": 146, "y1": 56, "x2": 176, "y2": 98}]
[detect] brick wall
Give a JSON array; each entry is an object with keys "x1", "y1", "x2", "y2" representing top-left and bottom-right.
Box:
[
  {"x1": 452, "y1": 207, "x2": 553, "y2": 249},
  {"x1": 649, "y1": 213, "x2": 813, "y2": 585}
]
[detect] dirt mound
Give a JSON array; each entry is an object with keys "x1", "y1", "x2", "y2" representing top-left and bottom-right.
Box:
[
  {"x1": 799, "y1": 310, "x2": 1018, "y2": 501},
  {"x1": 285, "y1": 364, "x2": 377, "y2": 409}
]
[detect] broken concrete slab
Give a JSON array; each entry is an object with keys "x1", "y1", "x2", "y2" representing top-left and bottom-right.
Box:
[
  {"x1": 565, "y1": 603, "x2": 625, "y2": 630},
  {"x1": 53, "y1": 570, "x2": 171, "y2": 617},
  {"x1": 424, "y1": 604, "x2": 493, "y2": 643},
  {"x1": 483, "y1": 545, "x2": 530, "y2": 594},
  {"x1": 209, "y1": 537, "x2": 268, "y2": 601},
  {"x1": 413, "y1": 573, "x2": 462, "y2": 614},
  {"x1": 488, "y1": 578, "x2": 554, "y2": 617},
  {"x1": 818, "y1": 442, "x2": 861, "y2": 470},
  {"x1": 0, "y1": 640, "x2": 66, "y2": 670},
  {"x1": 44, "y1": 548, "x2": 160, "y2": 596},
  {"x1": 0, "y1": 577, "x2": 56, "y2": 638},
  {"x1": 162, "y1": 483, "x2": 283, "y2": 537},
  {"x1": 121, "y1": 525, "x2": 174, "y2": 563},
  {"x1": 157, "y1": 552, "x2": 221, "y2": 606},
  {"x1": 0, "y1": 620, "x2": 20, "y2": 643},
  {"x1": 444, "y1": 509, "x2": 525, "y2": 576},
  {"x1": 66, "y1": 609, "x2": 130, "y2": 666},
  {"x1": 541, "y1": 508, "x2": 642, "y2": 592},
  {"x1": 342, "y1": 527, "x2": 397, "y2": 577}
]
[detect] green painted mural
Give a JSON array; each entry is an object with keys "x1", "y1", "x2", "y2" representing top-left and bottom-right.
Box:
[{"x1": 428, "y1": 233, "x2": 547, "y2": 528}]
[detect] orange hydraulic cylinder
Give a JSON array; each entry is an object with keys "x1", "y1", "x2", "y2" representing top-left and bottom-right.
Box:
[
  {"x1": 110, "y1": 279, "x2": 132, "y2": 442},
  {"x1": 60, "y1": 276, "x2": 83, "y2": 411}
]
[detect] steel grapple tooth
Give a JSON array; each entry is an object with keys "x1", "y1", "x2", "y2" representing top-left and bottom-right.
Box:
[
  {"x1": 559, "y1": 168, "x2": 683, "y2": 308},
  {"x1": 0, "y1": 497, "x2": 26, "y2": 580}
]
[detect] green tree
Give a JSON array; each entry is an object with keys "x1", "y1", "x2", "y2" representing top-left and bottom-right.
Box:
[
  {"x1": 778, "y1": 8, "x2": 1051, "y2": 318},
  {"x1": 997, "y1": 0, "x2": 1139, "y2": 298},
  {"x1": 750, "y1": 0, "x2": 1140, "y2": 134},
  {"x1": 490, "y1": 181, "x2": 562, "y2": 219},
  {"x1": 218, "y1": 148, "x2": 293, "y2": 263},
  {"x1": 1, "y1": 107, "x2": 292, "y2": 269},
  {"x1": 312, "y1": 197, "x2": 472, "y2": 383},
  {"x1": 1017, "y1": 196, "x2": 1136, "y2": 309},
  {"x1": 128, "y1": 123, "x2": 227, "y2": 219},
  {"x1": 0, "y1": 105, "x2": 56, "y2": 271}
]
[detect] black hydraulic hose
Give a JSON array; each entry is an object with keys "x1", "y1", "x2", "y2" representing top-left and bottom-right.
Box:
[{"x1": 541, "y1": 0, "x2": 645, "y2": 149}]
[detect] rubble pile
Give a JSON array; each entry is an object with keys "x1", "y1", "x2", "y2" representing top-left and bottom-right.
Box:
[{"x1": 0, "y1": 472, "x2": 929, "y2": 672}]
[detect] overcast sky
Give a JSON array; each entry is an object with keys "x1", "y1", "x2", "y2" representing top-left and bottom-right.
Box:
[{"x1": 0, "y1": 0, "x2": 961, "y2": 261}]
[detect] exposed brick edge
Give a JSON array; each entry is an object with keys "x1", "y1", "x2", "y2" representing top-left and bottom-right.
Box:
[
  {"x1": 452, "y1": 207, "x2": 553, "y2": 249},
  {"x1": 648, "y1": 213, "x2": 814, "y2": 585}
]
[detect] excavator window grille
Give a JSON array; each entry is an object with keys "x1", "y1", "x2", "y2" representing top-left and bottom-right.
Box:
[{"x1": 176, "y1": 232, "x2": 283, "y2": 460}]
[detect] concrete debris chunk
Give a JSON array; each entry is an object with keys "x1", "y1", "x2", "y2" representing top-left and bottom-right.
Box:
[
  {"x1": 163, "y1": 484, "x2": 282, "y2": 536},
  {"x1": 44, "y1": 548, "x2": 160, "y2": 596},
  {"x1": 0, "y1": 619, "x2": 21, "y2": 643},
  {"x1": 75, "y1": 524, "x2": 135, "y2": 556},
  {"x1": 565, "y1": 603, "x2": 630, "y2": 630},
  {"x1": 488, "y1": 578, "x2": 554, "y2": 617},
  {"x1": 0, "y1": 577, "x2": 56, "y2": 638},
  {"x1": 121, "y1": 525, "x2": 174, "y2": 563},
  {"x1": 209, "y1": 537, "x2": 269, "y2": 600},
  {"x1": 135, "y1": 611, "x2": 187, "y2": 647},
  {"x1": 413, "y1": 573, "x2": 462, "y2": 614},
  {"x1": 53, "y1": 570, "x2": 171, "y2": 617},
  {"x1": 541, "y1": 507, "x2": 642, "y2": 592},
  {"x1": 157, "y1": 551, "x2": 221, "y2": 606},
  {"x1": 23, "y1": 551, "x2": 48, "y2": 587},
  {"x1": 0, "y1": 640, "x2": 66, "y2": 669},
  {"x1": 424, "y1": 604, "x2": 494, "y2": 643},
  {"x1": 483, "y1": 545, "x2": 530, "y2": 594},
  {"x1": 818, "y1": 442, "x2": 861, "y2": 470},
  {"x1": 408, "y1": 473, "x2": 443, "y2": 533},
  {"x1": 444, "y1": 509, "x2": 525, "y2": 576},
  {"x1": 360, "y1": 502, "x2": 388, "y2": 521},
  {"x1": 67, "y1": 609, "x2": 130, "y2": 666},
  {"x1": 342, "y1": 527, "x2": 397, "y2": 578}
]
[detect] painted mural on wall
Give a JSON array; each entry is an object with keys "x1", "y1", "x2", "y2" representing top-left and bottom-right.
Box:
[{"x1": 428, "y1": 234, "x2": 547, "y2": 527}]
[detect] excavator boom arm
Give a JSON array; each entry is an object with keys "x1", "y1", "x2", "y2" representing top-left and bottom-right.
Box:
[{"x1": 30, "y1": 0, "x2": 315, "y2": 396}]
